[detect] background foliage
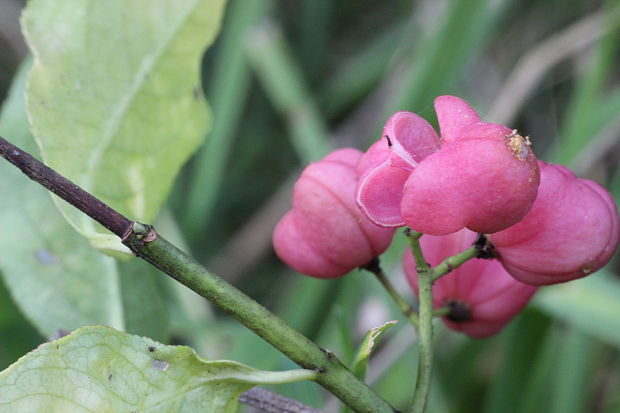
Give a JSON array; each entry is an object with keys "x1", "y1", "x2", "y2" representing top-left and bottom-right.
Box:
[{"x1": 0, "y1": 0, "x2": 619, "y2": 412}]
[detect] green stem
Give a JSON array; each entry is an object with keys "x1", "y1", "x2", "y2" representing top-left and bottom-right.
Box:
[
  {"x1": 431, "y1": 307, "x2": 450, "y2": 317},
  {"x1": 125, "y1": 223, "x2": 396, "y2": 413},
  {"x1": 362, "y1": 259, "x2": 419, "y2": 328},
  {"x1": 0, "y1": 136, "x2": 396, "y2": 413},
  {"x1": 431, "y1": 246, "x2": 477, "y2": 282},
  {"x1": 406, "y1": 230, "x2": 433, "y2": 413}
]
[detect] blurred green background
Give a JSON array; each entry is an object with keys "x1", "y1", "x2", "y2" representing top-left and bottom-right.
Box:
[{"x1": 1, "y1": 0, "x2": 620, "y2": 412}]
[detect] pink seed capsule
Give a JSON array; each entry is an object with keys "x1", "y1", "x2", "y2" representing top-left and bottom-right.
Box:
[
  {"x1": 489, "y1": 161, "x2": 620, "y2": 285},
  {"x1": 356, "y1": 96, "x2": 540, "y2": 235},
  {"x1": 273, "y1": 148, "x2": 395, "y2": 278},
  {"x1": 356, "y1": 111, "x2": 441, "y2": 227},
  {"x1": 401, "y1": 123, "x2": 540, "y2": 235},
  {"x1": 404, "y1": 229, "x2": 537, "y2": 338}
]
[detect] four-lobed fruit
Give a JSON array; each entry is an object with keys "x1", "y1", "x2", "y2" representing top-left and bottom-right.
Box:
[
  {"x1": 403, "y1": 229, "x2": 537, "y2": 338},
  {"x1": 356, "y1": 95, "x2": 540, "y2": 235},
  {"x1": 489, "y1": 161, "x2": 620, "y2": 285},
  {"x1": 273, "y1": 148, "x2": 395, "y2": 278},
  {"x1": 273, "y1": 96, "x2": 620, "y2": 337}
]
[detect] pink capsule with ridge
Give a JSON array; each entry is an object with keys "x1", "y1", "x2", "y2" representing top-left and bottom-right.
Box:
[
  {"x1": 273, "y1": 148, "x2": 395, "y2": 278},
  {"x1": 489, "y1": 161, "x2": 620, "y2": 285},
  {"x1": 404, "y1": 229, "x2": 537, "y2": 338},
  {"x1": 355, "y1": 111, "x2": 441, "y2": 227},
  {"x1": 356, "y1": 96, "x2": 540, "y2": 235}
]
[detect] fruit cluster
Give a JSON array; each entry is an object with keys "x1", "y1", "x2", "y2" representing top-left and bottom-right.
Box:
[{"x1": 273, "y1": 96, "x2": 619, "y2": 337}]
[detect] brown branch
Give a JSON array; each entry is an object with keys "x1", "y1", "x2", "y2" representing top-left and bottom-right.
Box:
[
  {"x1": 0, "y1": 136, "x2": 133, "y2": 238},
  {"x1": 239, "y1": 387, "x2": 325, "y2": 413}
]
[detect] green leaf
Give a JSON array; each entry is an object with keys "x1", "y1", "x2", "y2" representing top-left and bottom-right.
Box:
[
  {"x1": 533, "y1": 271, "x2": 620, "y2": 348},
  {"x1": 22, "y1": 0, "x2": 226, "y2": 253},
  {"x1": 0, "y1": 61, "x2": 124, "y2": 337},
  {"x1": 0, "y1": 326, "x2": 317, "y2": 413},
  {"x1": 351, "y1": 320, "x2": 397, "y2": 381}
]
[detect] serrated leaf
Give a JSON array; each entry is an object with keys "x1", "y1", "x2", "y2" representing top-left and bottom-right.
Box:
[
  {"x1": 0, "y1": 61, "x2": 124, "y2": 337},
  {"x1": 351, "y1": 320, "x2": 397, "y2": 380},
  {"x1": 533, "y1": 271, "x2": 620, "y2": 348},
  {"x1": 0, "y1": 326, "x2": 317, "y2": 413},
  {"x1": 22, "y1": 0, "x2": 226, "y2": 253}
]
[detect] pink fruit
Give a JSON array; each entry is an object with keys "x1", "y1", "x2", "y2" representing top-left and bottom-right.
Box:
[
  {"x1": 489, "y1": 161, "x2": 620, "y2": 285},
  {"x1": 273, "y1": 148, "x2": 395, "y2": 278},
  {"x1": 356, "y1": 111, "x2": 441, "y2": 227},
  {"x1": 401, "y1": 123, "x2": 540, "y2": 235},
  {"x1": 404, "y1": 229, "x2": 537, "y2": 338},
  {"x1": 356, "y1": 96, "x2": 540, "y2": 235}
]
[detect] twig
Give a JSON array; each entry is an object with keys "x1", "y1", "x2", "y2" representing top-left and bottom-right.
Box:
[
  {"x1": 0, "y1": 136, "x2": 132, "y2": 238},
  {"x1": 431, "y1": 246, "x2": 478, "y2": 283},
  {"x1": 240, "y1": 387, "x2": 325, "y2": 413},
  {"x1": 0, "y1": 135, "x2": 397, "y2": 413}
]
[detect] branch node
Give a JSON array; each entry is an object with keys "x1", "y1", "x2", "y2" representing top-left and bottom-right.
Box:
[
  {"x1": 473, "y1": 234, "x2": 496, "y2": 259},
  {"x1": 360, "y1": 256, "x2": 380, "y2": 273},
  {"x1": 144, "y1": 227, "x2": 158, "y2": 243}
]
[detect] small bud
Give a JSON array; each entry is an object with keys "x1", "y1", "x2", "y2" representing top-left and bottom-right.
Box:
[
  {"x1": 273, "y1": 149, "x2": 395, "y2": 278},
  {"x1": 489, "y1": 161, "x2": 620, "y2": 285},
  {"x1": 403, "y1": 229, "x2": 537, "y2": 338}
]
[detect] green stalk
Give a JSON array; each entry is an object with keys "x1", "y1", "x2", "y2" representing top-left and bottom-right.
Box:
[
  {"x1": 431, "y1": 246, "x2": 477, "y2": 282},
  {"x1": 123, "y1": 223, "x2": 394, "y2": 413},
  {"x1": 362, "y1": 259, "x2": 419, "y2": 328},
  {"x1": 0, "y1": 136, "x2": 396, "y2": 413},
  {"x1": 406, "y1": 230, "x2": 433, "y2": 413},
  {"x1": 431, "y1": 307, "x2": 450, "y2": 318}
]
